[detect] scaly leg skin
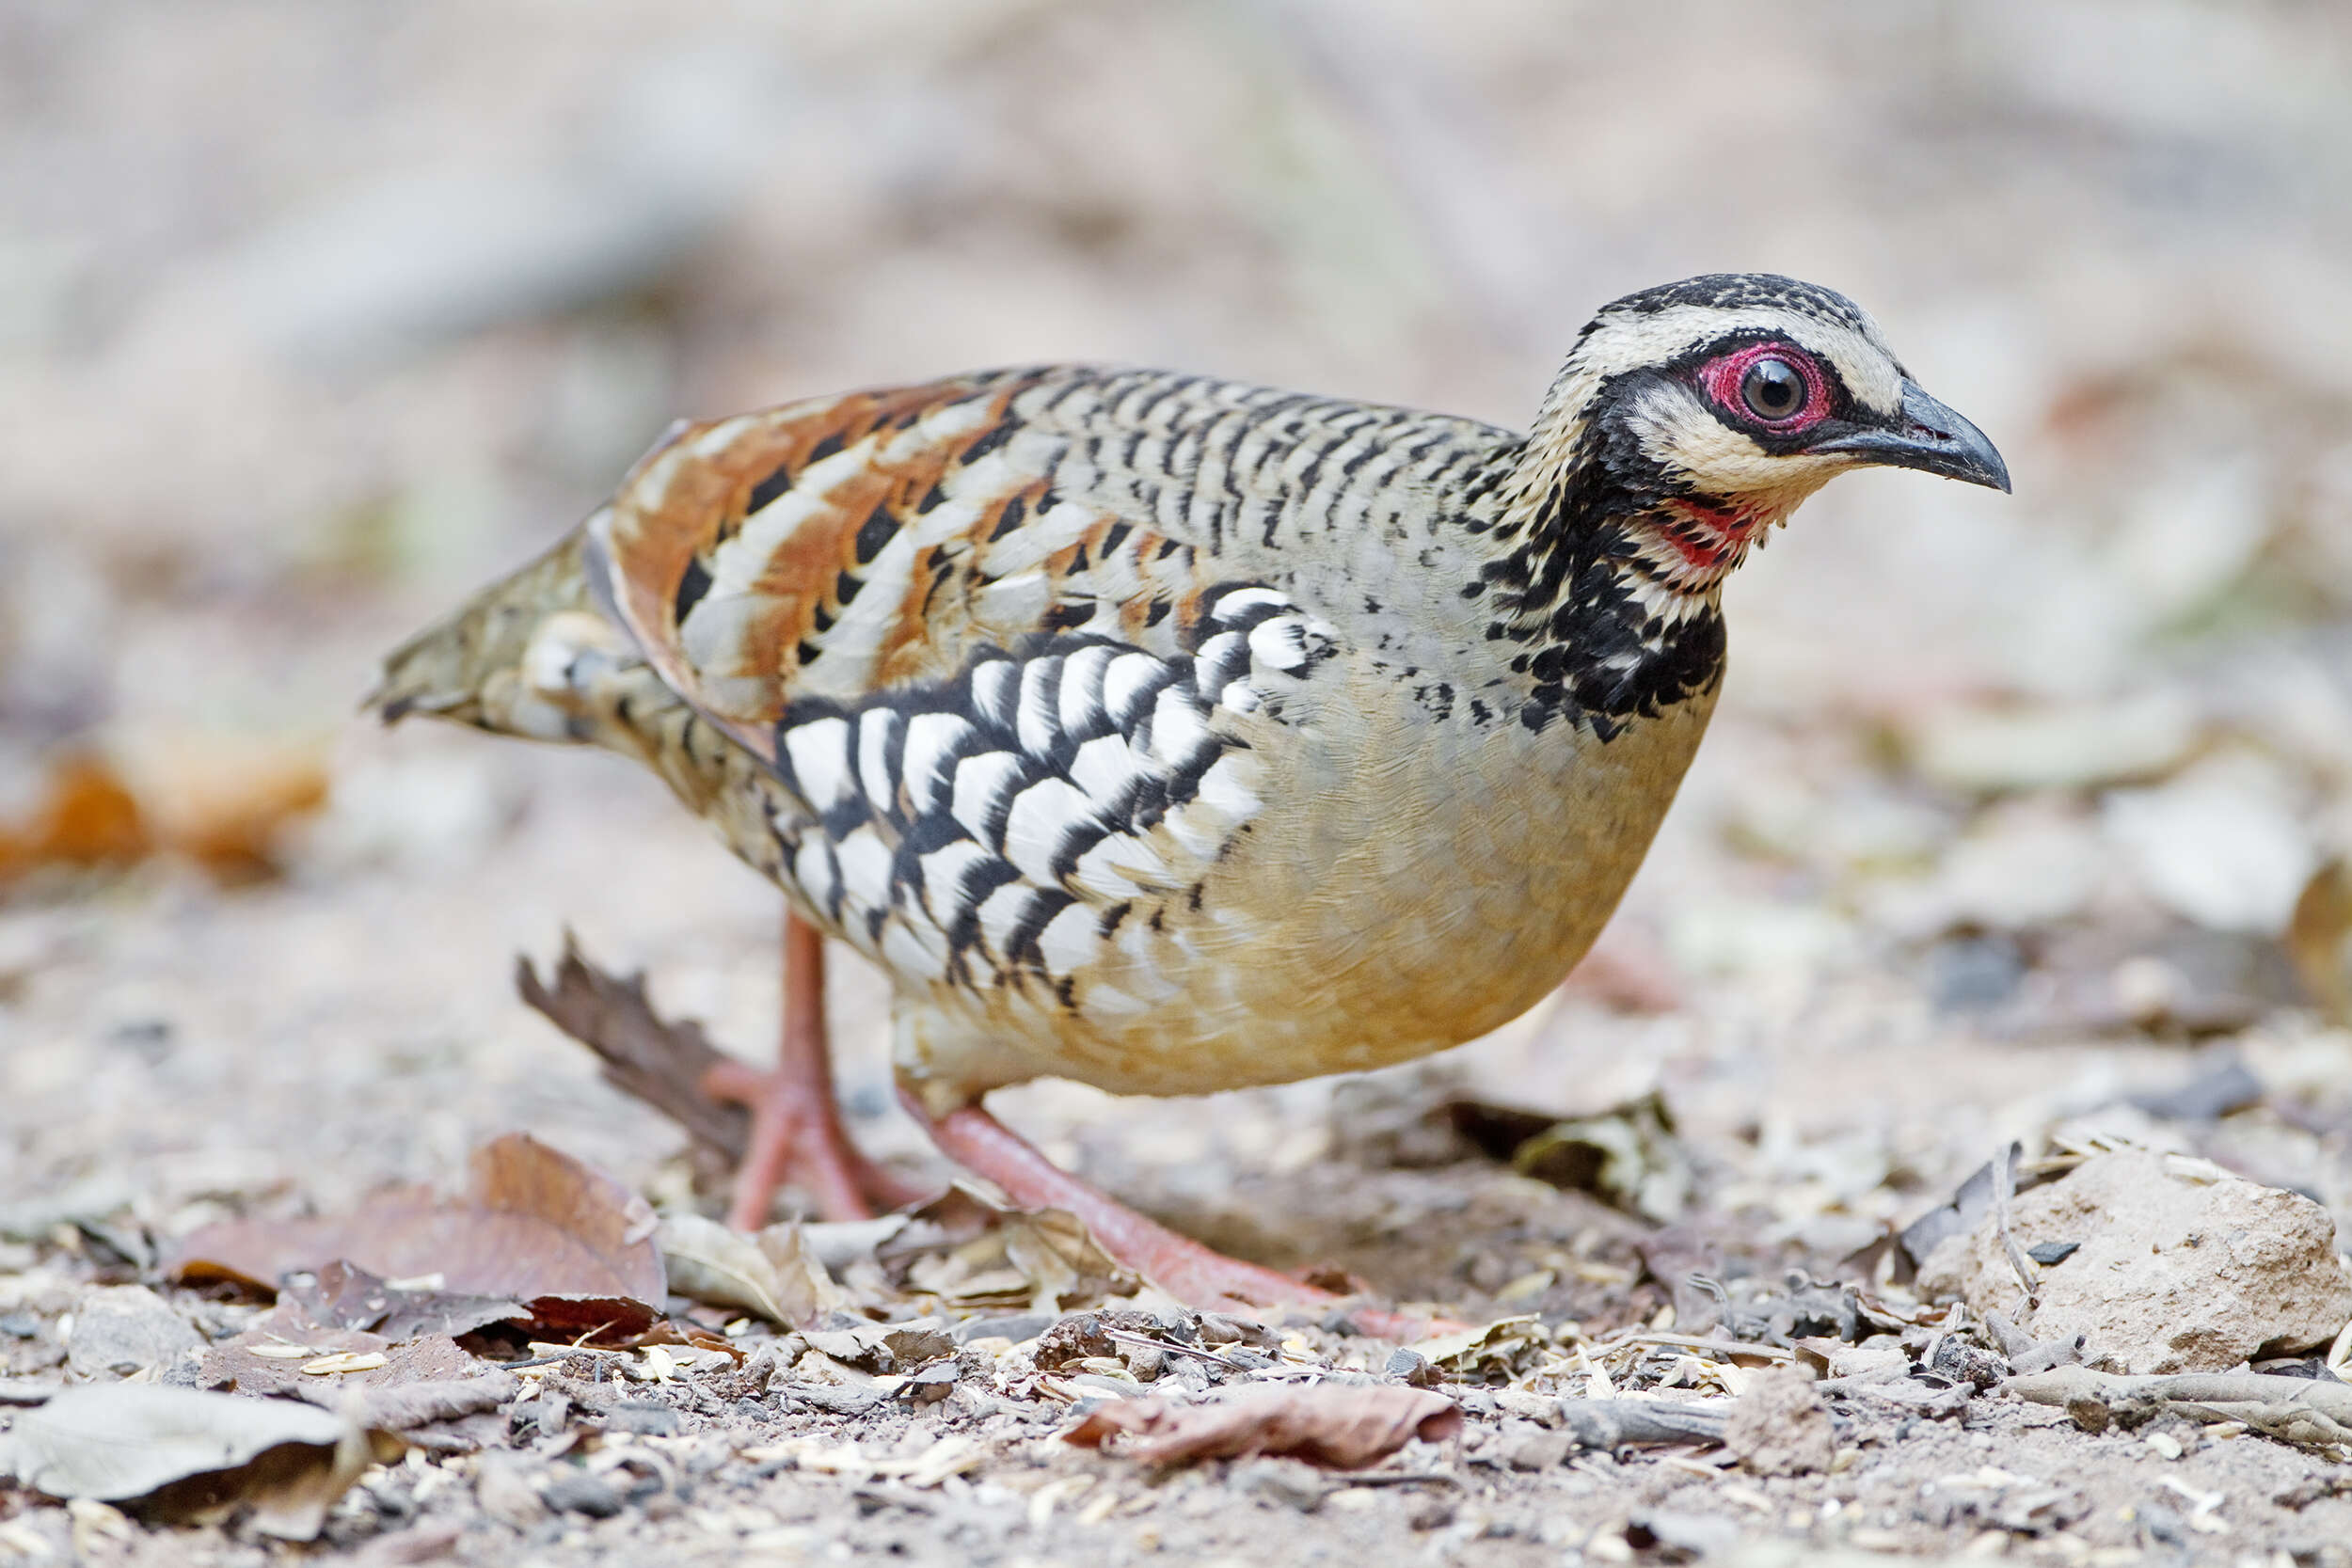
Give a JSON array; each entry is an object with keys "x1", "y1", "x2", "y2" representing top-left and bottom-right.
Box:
[
  {"x1": 702, "y1": 911, "x2": 926, "y2": 1227},
  {"x1": 903, "y1": 1086, "x2": 1454, "y2": 1339}
]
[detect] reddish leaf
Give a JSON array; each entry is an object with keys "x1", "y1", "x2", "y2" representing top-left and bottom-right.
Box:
[
  {"x1": 170, "y1": 1133, "x2": 663, "y2": 1337},
  {"x1": 201, "y1": 1306, "x2": 476, "y2": 1399},
  {"x1": 283, "y1": 1259, "x2": 529, "y2": 1341},
  {"x1": 1062, "y1": 1386, "x2": 1462, "y2": 1469}
]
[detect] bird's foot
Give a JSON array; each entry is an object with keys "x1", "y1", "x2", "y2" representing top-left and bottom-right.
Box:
[
  {"x1": 702, "y1": 1057, "x2": 927, "y2": 1227},
  {"x1": 910, "y1": 1095, "x2": 1454, "y2": 1338}
]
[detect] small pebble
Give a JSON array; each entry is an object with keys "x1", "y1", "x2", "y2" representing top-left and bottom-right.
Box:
[
  {"x1": 1232, "y1": 1457, "x2": 1328, "y2": 1512},
  {"x1": 602, "y1": 1401, "x2": 678, "y2": 1435},
  {"x1": 542, "y1": 1469, "x2": 627, "y2": 1519}
]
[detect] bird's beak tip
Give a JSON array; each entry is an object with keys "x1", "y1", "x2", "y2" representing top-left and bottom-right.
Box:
[{"x1": 1810, "y1": 380, "x2": 2011, "y2": 495}]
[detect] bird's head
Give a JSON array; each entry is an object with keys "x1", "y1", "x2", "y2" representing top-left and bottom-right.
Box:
[{"x1": 1518, "y1": 273, "x2": 2010, "y2": 591}]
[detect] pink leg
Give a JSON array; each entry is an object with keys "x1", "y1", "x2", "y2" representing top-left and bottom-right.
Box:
[
  {"x1": 903, "y1": 1088, "x2": 1451, "y2": 1337},
  {"x1": 702, "y1": 911, "x2": 924, "y2": 1227}
]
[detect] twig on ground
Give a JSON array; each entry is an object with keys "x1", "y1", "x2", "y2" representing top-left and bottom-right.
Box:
[
  {"x1": 1989, "y1": 1140, "x2": 2039, "y2": 1310},
  {"x1": 2010, "y1": 1365, "x2": 2352, "y2": 1450},
  {"x1": 1554, "y1": 1397, "x2": 1730, "y2": 1449}
]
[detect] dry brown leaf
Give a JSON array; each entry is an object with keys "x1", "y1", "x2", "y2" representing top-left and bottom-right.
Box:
[
  {"x1": 112, "y1": 732, "x2": 328, "y2": 879},
  {"x1": 2287, "y1": 860, "x2": 2352, "y2": 1024},
  {"x1": 516, "y1": 938, "x2": 750, "y2": 1171},
  {"x1": 171, "y1": 1133, "x2": 664, "y2": 1338},
  {"x1": 0, "y1": 1384, "x2": 371, "y2": 1541},
  {"x1": 878, "y1": 1183, "x2": 1136, "y2": 1311},
  {"x1": 1061, "y1": 1385, "x2": 1461, "y2": 1469},
  {"x1": 283, "y1": 1259, "x2": 529, "y2": 1341},
  {"x1": 349, "y1": 1374, "x2": 517, "y2": 1433},
  {"x1": 1408, "y1": 1315, "x2": 1548, "y2": 1382},
  {"x1": 657, "y1": 1212, "x2": 844, "y2": 1326},
  {"x1": 1446, "y1": 1090, "x2": 1692, "y2": 1222},
  {"x1": 202, "y1": 1306, "x2": 476, "y2": 1398},
  {"x1": 0, "y1": 754, "x2": 147, "y2": 879},
  {"x1": 0, "y1": 739, "x2": 327, "y2": 885}
]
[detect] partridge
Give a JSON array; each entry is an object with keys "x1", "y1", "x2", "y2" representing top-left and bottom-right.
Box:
[{"x1": 374, "y1": 273, "x2": 2009, "y2": 1314}]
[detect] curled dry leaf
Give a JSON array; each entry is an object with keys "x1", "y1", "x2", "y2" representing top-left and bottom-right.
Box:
[
  {"x1": 0, "y1": 1384, "x2": 372, "y2": 1541},
  {"x1": 203, "y1": 1313, "x2": 476, "y2": 1399},
  {"x1": 2287, "y1": 859, "x2": 2352, "y2": 1024},
  {"x1": 1446, "y1": 1090, "x2": 1692, "y2": 1223},
  {"x1": 1062, "y1": 1385, "x2": 1462, "y2": 1469},
  {"x1": 516, "y1": 936, "x2": 750, "y2": 1167},
  {"x1": 284, "y1": 1259, "x2": 529, "y2": 1342},
  {"x1": 2011, "y1": 1364, "x2": 2352, "y2": 1449},
  {"x1": 0, "y1": 755, "x2": 145, "y2": 879},
  {"x1": 350, "y1": 1374, "x2": 517, "y2": 1433},
  {"x1": 1407, "y1": 1315, "x2": 1547, "y2": 1381},
  {"x1": 657, "y1": 1212, "x2": 845, "y2": 1326},
  {"x1": 170, "y1": 1133, "x2": 664, "y2": 1339},
  {"x1": 110, "y1": 731, "x2": 331, "y2": 880},
  {"x1": 879, "y1": 1183, "x2": 1136, "y2": 1311},
  {"x1": 0, "y1": 738, "x2": 329, "y2": 885}
]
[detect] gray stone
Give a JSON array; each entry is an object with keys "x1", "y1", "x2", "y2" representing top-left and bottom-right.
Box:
[
  {"x1": 1917, "y1": 1150, "x2": 2352, "y2": 1374},
  {"x1": 542, "y1": 1468, "x2": 627, "y2": 1518},
  {"x1": 472, "y1": 1454, "x2": 548, "y2": 1529},
  {"x1": 1723, "y1": 1367, "x2": 1834, "y2": 1477},
  {"x1": 63, "y1": 1286, "x2": 201, "y2": 1380},
  {"x1": 1232, "y1": 1456, "x2": 1328, "y2": 1512}
]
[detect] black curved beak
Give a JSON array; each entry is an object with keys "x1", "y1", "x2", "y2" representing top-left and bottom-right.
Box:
[{"x1": 1810, "y1": 381, "x2": 2011, "y2": 493}]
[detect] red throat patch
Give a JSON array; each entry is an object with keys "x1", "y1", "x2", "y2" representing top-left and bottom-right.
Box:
[{"x1": 1651, "y1": 499, "x2": 1767, "y2": 577}]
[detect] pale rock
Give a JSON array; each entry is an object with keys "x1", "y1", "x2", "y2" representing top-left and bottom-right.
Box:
[
  {"x1": 472, "y1": 1452, "x2": 548, "y2": 1528},
  {"x1": 1665, "y1": 899, "x2": 1854, "y2": 981},
  {"x1": 1915, "y1": 1150, "x2": 2352, "y2": 1373},
  {"x1": 1907, "y1": 690, "x2": 2198, "y2": 795},
  {"x1": 63, "y1": 1286, "x2": 204, "y2": 1381},
  {"x1": 2103, "y1": 761, "x2": 2317, "y2": 935},
  {"x1": 1723, "y1": 1366, "x2": 1834, "y2": 1477},
  {"x1": 1926, "y1": 812, "x2": 2107, "y2": 931},
  {"x1": 2107, "y1": 456, "x2": 2270, "y2": 626}
]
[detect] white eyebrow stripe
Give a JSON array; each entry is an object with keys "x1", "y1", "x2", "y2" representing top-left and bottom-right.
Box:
[{"x1": 1575, "y1": 303, "x2": 1905, "y2": 417}]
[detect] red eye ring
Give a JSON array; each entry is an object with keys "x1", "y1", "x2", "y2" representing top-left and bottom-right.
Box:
[{"x1": 1698, "y1": 341, "x2": 1828, "y2": 430}]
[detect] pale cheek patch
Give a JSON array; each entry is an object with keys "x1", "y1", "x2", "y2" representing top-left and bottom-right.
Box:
[{"x1": 1629, "y1": 384, "x2": 1850, "y2": 502}]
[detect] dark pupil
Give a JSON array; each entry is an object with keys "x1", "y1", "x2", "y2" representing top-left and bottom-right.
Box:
[{"x1": 1741, "y1": 358, "x2": 1804, "y2": 420}]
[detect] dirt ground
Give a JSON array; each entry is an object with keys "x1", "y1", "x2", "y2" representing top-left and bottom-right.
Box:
[{"x1": 6, "y1": 2, "x2": 2352, "y2": 1563}]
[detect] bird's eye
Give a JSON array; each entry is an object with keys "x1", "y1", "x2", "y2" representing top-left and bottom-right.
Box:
[{"x1": 1740, "y1": 357, "x2": 1805, "y2": 421}]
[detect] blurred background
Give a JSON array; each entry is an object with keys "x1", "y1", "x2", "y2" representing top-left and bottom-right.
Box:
[{"x1": 3, "y1": 0, "x2": 2350, "y2": 1274}]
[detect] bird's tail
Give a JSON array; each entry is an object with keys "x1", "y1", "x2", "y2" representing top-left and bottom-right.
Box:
[{"x1": 365, "y1": 529, "x2": 602, "y2": 736}]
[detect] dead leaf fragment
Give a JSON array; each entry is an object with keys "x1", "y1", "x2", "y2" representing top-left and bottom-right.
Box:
[
  {"x1": 516, "y1": 938, "x2": 750, "y2": 1168},
  {"x1": 1445, "y1": 1091, "x2": 1692, "y2": 1222},
  {"x1": 2287, "y1": 859, "x2": 2352, "y2": 1024},
  {"x1": 170, "y1": 1132, "x2": 664, "y2": 1338},
  {"x1": 112, "y1": 731, "x2": 329, "y2": 879},
  {"x1": 1407, "y1": 1315, "x2": 1547, "y2": 1381},
  {"x1": 879, "y1": 1183, "x2": 1136, "y2": 1311},
  {"x1": 1724, "y1": 1366, "x2": 1835, "y2": 1476},
  {"x1": 657, "y1": 1212, "x2": 844, "y2": 1326},
  {"x1": 63, "y1": 1285, "x2": 203, "y2": 1380},
  {"x1": 0, "y1": 1383, "x2": 369, "y2": 1541},
  {"x1": 285, "y1": 1259, "x2": 529, "y2": 1341},
  {"x1": 1062, "y1": 1385, "x2": 1461, "y2": 1469},
  {"x1": 0, "y1": 738, "x2": 329, "y2": 886},
  {"x1": 351, "y1": 1374, "x2": 517, "y2": 1433},
  {"x1": 203, "y1": 1311, "x2": 476, "y2": 1398},
  {"x1": 0, "y1": 754, "x2": 145, "y2": 879}
]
